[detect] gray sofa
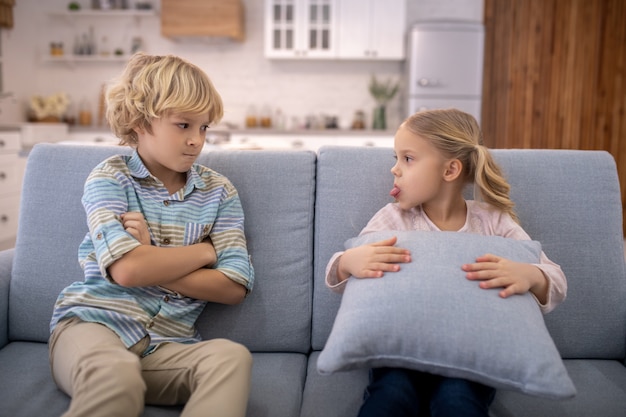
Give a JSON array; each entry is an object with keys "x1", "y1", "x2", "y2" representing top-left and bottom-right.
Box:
[{"x1": 1, "y1": 143, "x2": 625, "y2": 417}]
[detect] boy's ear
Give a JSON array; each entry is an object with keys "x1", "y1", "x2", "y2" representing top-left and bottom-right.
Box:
[{"x1": 443, "y1": 159, "x2": 463, "y2": 182}]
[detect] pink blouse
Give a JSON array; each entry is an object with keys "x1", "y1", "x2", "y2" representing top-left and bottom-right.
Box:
[{"x1": 325, "y1": 200, "x2": 567, "y2": 314}]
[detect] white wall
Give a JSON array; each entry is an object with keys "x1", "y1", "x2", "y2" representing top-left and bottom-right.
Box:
[{"x1": 2, "y1": 0, "x2": 483, "y2": 130}]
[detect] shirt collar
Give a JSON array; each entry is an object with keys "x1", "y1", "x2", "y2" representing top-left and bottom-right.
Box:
[
  {"x1": 128, "y1": 150, "x2": 204, "y2": 196},
  {"x1": 128, "y1": 150, "x2": 152, "y2": 179}
]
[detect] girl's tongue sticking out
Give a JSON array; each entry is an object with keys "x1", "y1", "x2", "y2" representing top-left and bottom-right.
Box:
[{"x1": 390, "y1": 186, "x2": 400, "y2": 199}]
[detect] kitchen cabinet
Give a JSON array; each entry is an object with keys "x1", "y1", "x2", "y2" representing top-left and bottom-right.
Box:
[
  {"x1": 337, "y1": 0, "x2": 406, "y2": 60},
  {"x1": 42, "y1": 9, "x2": 158, "y2": 64},
  {"x1": 21, "y1": 123, "x2": 69, "y2": 147},
  {"x1": 0, "y1": 131, "x2": 25, "y2": 248},
  {"x1": 265, "y1": 0, "x2": 337, "y2": 58},
  {"x1": 161, "y1": 0, "x2": 244, "y2": 41}
]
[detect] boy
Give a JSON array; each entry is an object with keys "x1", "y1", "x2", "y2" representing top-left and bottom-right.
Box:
[{"x1": 49, "y1": 53, "x2": 254, "y2": 417}]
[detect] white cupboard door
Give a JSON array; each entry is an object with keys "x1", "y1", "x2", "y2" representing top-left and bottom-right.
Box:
[
  {"x1": 265, "y1": 0, "x2": 337, "y2": 59},
  {"x1": 369, "y1": 0, "x2": 406, "y2": 60},
  {"x1": 337, "y1": 0, "x2": 370, "y2": 58},
  {"x1": 265, "y1": 0, "x2": 297, "y2": 58},
  {"x1": 0, "y1": 195, "x2": 19, "y2": 244},
  {"x1": 304, "y1": 0, "x2": 337, "y2": 58},
  {"x1": 337, "y1": 0, "x2": 405, "y2": 60},
  {"x1": 0, "y1": 153, "x2": 23, "y2": 195}
]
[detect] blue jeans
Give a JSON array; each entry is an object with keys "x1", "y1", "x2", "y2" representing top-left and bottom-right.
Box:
[{"x1": 358, "y1": 368, "x2": 495, "y2": 417}]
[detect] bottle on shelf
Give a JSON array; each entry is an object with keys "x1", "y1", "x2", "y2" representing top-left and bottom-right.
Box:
[
  {"x1": 79, "y1": 99, "x2": 93, "y2": 126},
  {"x1": 100, "y1": 36, "x2": 110, "y2": 56},
  {"x1": 260, "y1": 104, "x2": 272, "y2": 128},
  {"x1": 245, "y1": 105, "x2": 258, "y2": 128}
]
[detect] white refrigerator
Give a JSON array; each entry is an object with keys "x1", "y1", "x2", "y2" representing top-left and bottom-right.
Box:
[{"x1": 406, "y1": 21, "x2": 485, "y2": 123}]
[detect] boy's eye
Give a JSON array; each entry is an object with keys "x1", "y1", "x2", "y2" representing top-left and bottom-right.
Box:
[
  {"x1": 201, "y1": 125, "x2": 209, "y2": 131},
  {"x1": 178, "y1": 123, "x2": 190, "y2": 129}
]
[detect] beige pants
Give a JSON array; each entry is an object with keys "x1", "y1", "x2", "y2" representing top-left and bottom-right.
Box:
[{"x1": 49, "y1": 318, "x2": 252, "y2": 417}]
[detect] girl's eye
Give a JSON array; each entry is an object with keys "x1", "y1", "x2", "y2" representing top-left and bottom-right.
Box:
[
  {"x1": 178, "y1": 123, "x2": 190, "y2": 129},
  {"x1": 404, "y1": 156, "x2": 412, "y2": 162},
  {"x1": 201, "y1": 125, "x2": 209, "y2": 132}
]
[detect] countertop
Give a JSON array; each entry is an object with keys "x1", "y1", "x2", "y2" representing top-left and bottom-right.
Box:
[{"x1": 68, "y1": 126, "x2": 397, "y2": 137}]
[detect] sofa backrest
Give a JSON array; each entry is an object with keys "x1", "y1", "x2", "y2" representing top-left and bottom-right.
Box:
[
  {"x1": 10, "y1": 143, "x2": 316, "y2": 353},
  {"x1": 313, "y1": 146, "x2": 626, "y2": 360}
]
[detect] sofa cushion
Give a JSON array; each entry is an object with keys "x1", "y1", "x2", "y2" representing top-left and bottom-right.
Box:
[
  {"x1": 491, "y1": 360, "x2": 626, "y2": 417},
  {"x1": 301, "y1": 351, "x2": 368, "y2": 417},
  {"x1": 192, "y1": 150, "x2": 316, "y2": 352},
  {"x1": 11, "y1": 144, "x2": 130, "y2": 343},
  {"x1": 11, "y1": 144, "x2": 316, "y2": 353},
  {"x1": 317, "y1": 230, "x2": 576, "y2": 399},
  {"x1": 312, "y1": 147, "x2": 626, "y2": 361},
  {"x1": 0, "y1": 342, "x2": 308, "y2": 417}
]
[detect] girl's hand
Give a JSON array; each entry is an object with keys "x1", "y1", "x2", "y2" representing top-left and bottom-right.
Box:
[
  {"x1": 462, "y1": 254, "x2": 548, "y2": 303},
  {"x1": 337, "y1": 236, "x2": 411, "y2": 282},
  {"x1": 121, "y1": 212, "x2": 151, "y2": 245}
]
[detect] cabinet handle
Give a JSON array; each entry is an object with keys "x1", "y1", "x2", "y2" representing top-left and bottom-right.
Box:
[
  {"x1": 0, "y1": 215, "x2": 7, "y2": 223},
  {"x1": 417, "y1": 78, "x2": 440, "y2": 87},
  {"x1": 0, "y1": 139, "x2": 4, "y2": 147},
  {"x1": 0, "y1": 172, "x2": 5, "y2": 180}
]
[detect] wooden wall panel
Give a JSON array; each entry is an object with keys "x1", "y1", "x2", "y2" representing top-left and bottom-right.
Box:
[{"x1": 482, "y1": 0, "x2": 626, "y2": 234}]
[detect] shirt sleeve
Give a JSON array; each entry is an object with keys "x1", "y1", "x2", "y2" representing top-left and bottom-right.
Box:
[
  {"x1": 324, "y1": 204, "x2": 404, "y2": 293},
  {"x1": 81, "y1": 165, "x2": 141, "y2": 283},
  {"x1": 210, "y1": 183, "x2": 255, "y2": 292},
  {"x1": 490, "y1": 211, "x2": 568, "y2": 314}
]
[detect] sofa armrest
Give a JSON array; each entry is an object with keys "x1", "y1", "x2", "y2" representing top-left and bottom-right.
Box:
[{"x1": 0, "y1": 248, "x2": 14, "y2": 349}]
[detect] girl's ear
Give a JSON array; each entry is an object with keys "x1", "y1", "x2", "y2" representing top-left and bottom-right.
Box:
[{"x1": 443, "y1": 159, "x2": 463, "y2": 182}]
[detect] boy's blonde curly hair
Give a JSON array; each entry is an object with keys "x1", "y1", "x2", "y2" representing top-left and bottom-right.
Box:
[{"x1": 105, "y1": 52, "x2": 224, "y2": 146}]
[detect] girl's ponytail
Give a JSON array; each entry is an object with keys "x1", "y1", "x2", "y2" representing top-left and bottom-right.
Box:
[{"x1": 472, "y1": 145, "x2": 519, "y2": 224}]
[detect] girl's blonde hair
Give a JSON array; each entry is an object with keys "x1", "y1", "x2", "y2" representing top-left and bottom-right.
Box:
[
  {"x1": 105, "y1": 52, "x2": 224, "y2": 146},
  {"x1": 403, "y1": 108, "x2": 519, "y2": 223}
]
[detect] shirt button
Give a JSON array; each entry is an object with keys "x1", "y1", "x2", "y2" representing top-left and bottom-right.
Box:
[
  {"x1": 163, "y1": 295, "x2": 170, "y2": 302},
  {"x1": 96, "y1": 232, "x2": 103, "y2": 240},
  {"x1": 163, "y1": 201, "x2": 170, "y2": 207},
  {"x1": 163, "y1": 238, "x2": 171, "y2": 245}
]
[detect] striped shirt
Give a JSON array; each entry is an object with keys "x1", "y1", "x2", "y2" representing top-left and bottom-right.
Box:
[{"x1": 50, "y1": 150, "x2": 254, "y2": 355}]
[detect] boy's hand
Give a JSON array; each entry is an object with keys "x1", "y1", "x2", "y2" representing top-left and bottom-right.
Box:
[
  {"x1": 338, "y1": 236, "x2": 411, "y2": 282},
  {"x1": 462, "y1": 254, "x2": 548, "y2": 303},
  {"x1": 121, "y1": 212, "x2": 151, "y2": 245}
]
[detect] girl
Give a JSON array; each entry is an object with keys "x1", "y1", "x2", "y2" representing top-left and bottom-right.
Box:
[{"x1": 325, "y1": 108, "x2": 567, "y2": 417}]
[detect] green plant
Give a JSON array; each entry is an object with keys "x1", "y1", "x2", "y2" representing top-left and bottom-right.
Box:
[{"x1": 368, "y1": 75, "x2": 399, "y2": 105}]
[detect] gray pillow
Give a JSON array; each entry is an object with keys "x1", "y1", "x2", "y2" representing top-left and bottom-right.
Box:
[{"x1": 317, "y1": 231, "x2": 576, "y2": 399}]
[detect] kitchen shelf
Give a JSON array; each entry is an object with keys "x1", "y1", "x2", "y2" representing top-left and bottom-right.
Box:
[
  {"x1": 41, "y1": 55, "x2": 130, "y2": 64},
  {"x1": 42, "y1": 8, "x2": 159, "y2": 66},
  {"x1": 47, "y1": 9, "x2": 158, "y2": 18}
]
